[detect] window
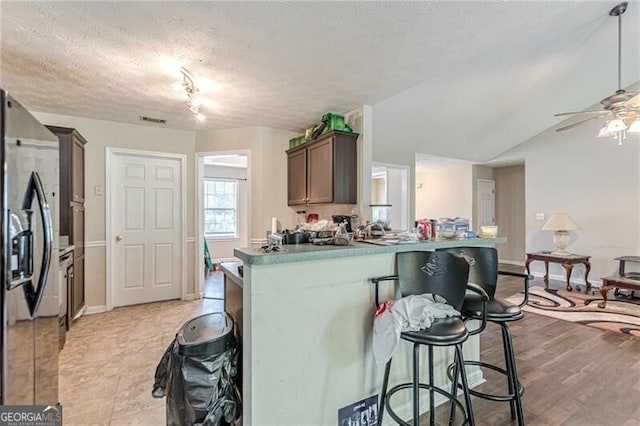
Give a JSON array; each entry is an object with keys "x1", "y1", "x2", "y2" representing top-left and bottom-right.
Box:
[{"x1": 204, "y1": 179, "x2": 238, "y2": 238}]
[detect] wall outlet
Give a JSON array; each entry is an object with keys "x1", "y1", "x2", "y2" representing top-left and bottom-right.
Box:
[
  {"x1": 95, "y1": 185, "x2": 104, "y2": 196},
  {"x1": 536, "y1": 212, "x2": 545, "y2": 221}
]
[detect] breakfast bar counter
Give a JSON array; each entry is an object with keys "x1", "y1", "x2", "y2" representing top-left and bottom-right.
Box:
[{"x1": 234, "y1": 237, "x2": 505, "y2": 424}]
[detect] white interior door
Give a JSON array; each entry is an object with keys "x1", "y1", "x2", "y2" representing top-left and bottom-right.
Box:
[
  {"x1": 477, "y1": 179, "x2": 495, "y2": 226},
  {"x1": 109, "y1": 150, "x2": 183, "y2": 307}
]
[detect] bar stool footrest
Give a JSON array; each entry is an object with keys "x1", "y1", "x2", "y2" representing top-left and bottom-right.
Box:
[
  {"x1": 383, "y1": 382, "x2": 470, "y2": 426},
  {"x1": 447, "y1": 360, "x2": 524, "y2": 402}
]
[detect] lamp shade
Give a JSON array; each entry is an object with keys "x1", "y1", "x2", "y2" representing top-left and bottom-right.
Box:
[{"x1": 541, "y1": 213, "x2": 580, "y2": 231}]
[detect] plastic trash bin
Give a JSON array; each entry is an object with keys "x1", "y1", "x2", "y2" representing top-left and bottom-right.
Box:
[{"x1": 152, "y1": 312, "x2": 241, "y2": 426}]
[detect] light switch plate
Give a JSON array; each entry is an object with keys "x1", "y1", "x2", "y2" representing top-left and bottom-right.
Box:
[
  {"x1": 95, "y1": 185, "x2": 104, "y2": 196},
  {"x1": 536, "y1": 212, "x2": 545, "y2": 221}
]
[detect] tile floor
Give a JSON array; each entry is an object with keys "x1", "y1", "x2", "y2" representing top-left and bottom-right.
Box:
[{"x1": 60, "y1": 273, "x2": 224, "y2": 425}]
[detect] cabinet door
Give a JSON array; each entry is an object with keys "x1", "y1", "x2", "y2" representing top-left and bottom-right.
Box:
[
  {"x1": 71, "y1": 135, "x2": 85, "y2": 202},
  {"x1": 72, "y1": 204, "x2": 84, "y2": 258},
  {"x1": 66, "y1": 262, "x2": 74, "y2": 327},
  {"x1": 307, "y1": 138, "x2": 333, "y2": 204},
  {"x1": 71, "y1": 254, "x2": 84, "y2": 318},
  {"x1": 287, "y1": 149, "x2": 308, "y2": 205}
]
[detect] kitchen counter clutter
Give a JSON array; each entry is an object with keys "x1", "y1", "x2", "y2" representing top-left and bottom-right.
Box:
[
  {"x1": 234, "y1": 236, "x2": 506, "y2": 424},
  {"x1": 234, "y1": 237, "x2": 506, "y2": 265}
]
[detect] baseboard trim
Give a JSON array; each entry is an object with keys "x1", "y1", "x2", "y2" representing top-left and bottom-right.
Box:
[
  {"x1": 183, "y1": 293, "x2": 196, "y2": 301},
  {"x1": 381, "y1": 369, "x2": 484, "y2": 425},
  {"x1": 83, "y1": 305, "x2": 106, "y2": 315}
]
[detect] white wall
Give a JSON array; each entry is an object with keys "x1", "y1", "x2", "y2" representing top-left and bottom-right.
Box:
[
  {"x1": 196, "y1": 126, "x2": 298, "y2": 243},
  {"x1": 494, "y1": 165, "x2": 526, "y2": 263},
  {"x1": 372, "y1": 177, "x2": 386, "y2": 204},
  {"x1": 34, "y1": 111, "x2": 197, "y2": 309},
  {"x1": 492, "y1": 98, "x2": 640, "y2": 283},
  {"x1": 415, "y1": 165, "x2": 473, "y2": 222},
  {"x1": 204, "y1": 164, "x2": 248, "y2": 261}
]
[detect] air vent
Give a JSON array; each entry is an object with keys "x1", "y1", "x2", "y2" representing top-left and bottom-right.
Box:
[{"x1": 139, "y1": 116, "x2": 167, "y2": 124}]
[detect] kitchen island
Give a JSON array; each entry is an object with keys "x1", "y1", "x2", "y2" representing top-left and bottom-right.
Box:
[{"x1": 234, "y1": 237, "x2": 506, "y2": 425}]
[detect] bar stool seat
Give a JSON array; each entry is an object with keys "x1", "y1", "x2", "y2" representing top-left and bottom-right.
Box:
[
  {"x1": 401, "y1": 317, "x2": 468, "y2": 345},
  {"x1": 462, "y1": 295, "x2": 523, "y2": 321}
]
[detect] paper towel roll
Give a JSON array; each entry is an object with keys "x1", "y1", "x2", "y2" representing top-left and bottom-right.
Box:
[{"x1": 271, "y1": 217, "x2": 278, "y2": 234}]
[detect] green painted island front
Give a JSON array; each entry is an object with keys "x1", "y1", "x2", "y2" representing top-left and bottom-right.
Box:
[{"x1": 233, "y1": 238, "x2": 506, "y2": 425}]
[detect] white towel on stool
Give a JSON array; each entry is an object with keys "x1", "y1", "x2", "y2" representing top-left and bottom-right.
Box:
[{"x1": 373, "y1": 294, "x2": 460, "y2": 365}]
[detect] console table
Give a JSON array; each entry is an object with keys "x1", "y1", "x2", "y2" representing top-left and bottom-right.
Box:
[
  {"x1": 598, "y1": 256, "x2": 640, "y2": 308},
  {"x1": 525, "y1": 252, "x2": 591, "y2": 292}
]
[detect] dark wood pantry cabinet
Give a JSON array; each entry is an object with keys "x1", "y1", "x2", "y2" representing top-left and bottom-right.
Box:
[
  {"x1": 47, "y1": 126, "x2": 86, "y2": 327},
  {"x1": 286, "y1": 130, "x2": 358, "y2": 206}
]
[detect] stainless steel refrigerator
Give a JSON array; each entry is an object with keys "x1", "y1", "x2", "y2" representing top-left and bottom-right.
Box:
[{"x1": 1, "y1": 89, "x2": 59, "y2": 405}]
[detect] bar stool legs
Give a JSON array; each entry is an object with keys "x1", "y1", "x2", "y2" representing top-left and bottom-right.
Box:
[
  {"x1": 502, "y1": 324, "x2": 524, "y2": 425},
  {"x1": 378, "y1": 359, "x2": 392, "y2": 426},
  {"x1": 448, "y1": 323, "x2": 525, "y2": 426},
  {"x1": 377, "y1": 344, "x2": 475, "y2": 426}
]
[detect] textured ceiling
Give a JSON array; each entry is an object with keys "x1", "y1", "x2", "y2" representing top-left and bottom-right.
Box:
[{"x1": 1, "y1": 1, "x2": 639, "y2": 160}]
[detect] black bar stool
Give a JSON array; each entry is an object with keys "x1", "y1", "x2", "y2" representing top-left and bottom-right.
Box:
[
  {"x1": 371, "y1": 251, "x2": 489, "y2": 425},
  {"x1": 438, "y1": 247, "x2": 530, "y2": 425}
]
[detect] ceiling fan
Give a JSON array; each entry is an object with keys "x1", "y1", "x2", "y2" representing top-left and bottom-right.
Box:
[{"x1": 554, "y1": 2, "x2": 640, "y2": 144}]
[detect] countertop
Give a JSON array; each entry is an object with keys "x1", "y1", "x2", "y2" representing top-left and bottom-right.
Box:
[
  {"x1": 59, "y1": 245, "x2": 75, "y2": 257},
  {"x1": 234, "y1": 237, "x2": 506, "y2": 266},
  {"x1": 220, "y1": 261, "x2": 243, "y2": 288}
]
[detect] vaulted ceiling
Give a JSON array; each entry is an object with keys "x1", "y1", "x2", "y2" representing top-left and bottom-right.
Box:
[{"x1": 2, "y1": 1, "x2": 639, "y2": 161}]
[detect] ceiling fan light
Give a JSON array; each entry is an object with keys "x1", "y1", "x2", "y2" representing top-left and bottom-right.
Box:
[
  {"x1": 597, "y1": 123, "x2": 612, "y2": 138},
  {"x1": 606, "y1": 119, "x2": 628, "y2": 133},
  {"x1": 627, "y1": 119, "x2": 640, "y2": 133}
]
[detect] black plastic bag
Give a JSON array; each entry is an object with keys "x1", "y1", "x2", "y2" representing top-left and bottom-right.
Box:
[{"x1": 152, "y1": 312, "x2": 241, "y2": 426}]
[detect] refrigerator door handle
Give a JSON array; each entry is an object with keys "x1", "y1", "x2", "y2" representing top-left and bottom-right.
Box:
[{"x1": 20, "y1": 172, "x2": 53, "y2": 316}]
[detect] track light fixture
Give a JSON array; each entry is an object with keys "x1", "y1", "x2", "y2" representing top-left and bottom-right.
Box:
[{"x1": 175, "y1": 67, "x2": 205, "y2": 122}]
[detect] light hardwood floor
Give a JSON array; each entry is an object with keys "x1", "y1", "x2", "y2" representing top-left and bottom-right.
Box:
[
  {"x1": 59, "y1": 273, "x2": 224, "y2": 425},
  {"x1": 60, "y1": 269, "x2": 640, "y2": 425}
]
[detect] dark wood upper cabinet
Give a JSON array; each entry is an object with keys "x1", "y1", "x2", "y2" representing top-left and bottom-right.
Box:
[
  {"x1": 46, "y1": 125, "x2": 86, "y2": 325},
  {"x1": 71, "y1": 136, "x2": 85, "y2": 202},
  {"x1": 286, "y1": 131, "x2": 358, "y2": 206},
  {"x1": 287, "y1": 148, "x2": 307, "y2": 205},
  {"x1": 46, "y1": 126, "x2": 87, "y2": 236}
]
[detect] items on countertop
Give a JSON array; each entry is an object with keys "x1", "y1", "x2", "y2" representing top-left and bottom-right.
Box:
[{"x1": 370, "y1": 204, "x2": 392, "y2": 231}]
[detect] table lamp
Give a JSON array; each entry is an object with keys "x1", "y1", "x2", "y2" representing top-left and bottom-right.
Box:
[{"x1": 541, "y1": 212, "x2": 580, "y2": 255}]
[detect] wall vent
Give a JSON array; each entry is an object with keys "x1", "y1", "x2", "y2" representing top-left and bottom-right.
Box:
[{"x1": 139, "y1": 116, "x2": 167, "y2": 124}]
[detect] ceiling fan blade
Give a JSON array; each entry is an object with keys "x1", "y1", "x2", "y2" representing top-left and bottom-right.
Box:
[
  {"x1": 623, "y1": 93, "x2": 640, "y2": 107},
  {"x1": 554, "y1": 110, "x2": 609, "y2": 117},
  {"x1": 555, "y1": 115, "x2": 608, "y2": 132}
]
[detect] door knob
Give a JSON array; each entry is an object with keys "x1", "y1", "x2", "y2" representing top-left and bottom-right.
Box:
[{"x1": 115, "y1": 235, "x2": 123, "y2": 242}]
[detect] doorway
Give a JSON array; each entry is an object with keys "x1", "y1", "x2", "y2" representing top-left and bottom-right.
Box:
[
  {"x1": 371, "y1": 163, "x2": 409, "y2": 231},
  {"x1": 195, "y1": 150, "x2": 250, "y2": 298},
  {"x1": 105, "y1": 148, "x2": 186, "y2": 309}
]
